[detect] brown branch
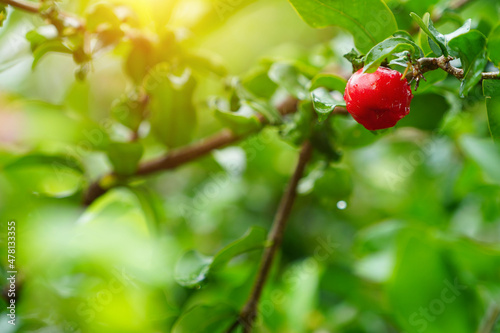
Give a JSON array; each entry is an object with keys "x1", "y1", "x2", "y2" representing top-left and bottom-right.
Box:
[
  {"x1": 83, "y1": 97, "x2": 346, "y2": 205},
  {"x1": 81, "y1": 97, "x2": 297, "y2": 205},
  {"x1": 83, "y1": 129, "x2": 242, "y2": 205},
  {"x1": 136, "y1": 130, "x2": 239, "y2": 175},
  {"x1": 406, "y1": 55, "x2": 500, "y2": 81},
  {"x1": 0, "y1": 0, "x2": 84, "y2": 28},
  {"x1": 227, "y1": 140, "x2": 313, "y2": 333},
  {"x1": 136, "y1": 91, "x2": 306, "y2": 176},
  {"x1": 0, "y1": 0, "x2": 40, "y2": 13},
  {"x1": 83, "y1": 129, "x2": 243, "y2": 205},
  {"x1": 450, "y1": 0, "x2": 473, "y2": 11}
]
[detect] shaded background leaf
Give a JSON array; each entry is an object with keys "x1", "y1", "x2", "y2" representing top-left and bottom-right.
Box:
[{"x1": 288, "y1": 0, "x2": 398, "y2": 53}]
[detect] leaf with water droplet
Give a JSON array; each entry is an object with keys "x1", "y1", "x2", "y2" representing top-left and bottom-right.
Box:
[{"x1": 311, "y1": 88, "x2": 345, "y2": 122}]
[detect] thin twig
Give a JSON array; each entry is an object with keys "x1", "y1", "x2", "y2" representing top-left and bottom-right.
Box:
[
  {"x1": 81, "y1": 97, "x2": 302, "y2": 205},
  {"x1": 0, "y1": 0, "x2": 39, "y2": 13},
  {"x1": 137, "y1": 130, "x2": 238, "y2": 175},
  {"x1": 82, "y1": 129, "x2": 242, "y2": 205},
  {"x1": 227, "y1": 140, "x2": 314, "y2": 333},
  {"x1": 450, "y1": 0, "x2": 473, "y2": 11},
  {"x1": 477, "y1": 303, "x2": 500, "y2": 333},
  {"x1": 83, "y1": 98, "x2": 345, "y2": 205},
  {"x1": 135, "y1": 96, "x2": 302, "y2": 176},
  {"x1": 0, "y1": 0, "x2": 84, "y2": 28}
]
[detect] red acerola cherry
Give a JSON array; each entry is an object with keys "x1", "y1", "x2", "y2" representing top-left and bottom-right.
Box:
[{"x1": 343, "y1": 67, "x2": 413, "y2": 131}]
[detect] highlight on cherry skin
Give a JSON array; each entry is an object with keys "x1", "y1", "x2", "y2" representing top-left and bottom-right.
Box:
[{"x1": 343, "y1": 67, "x2": 414, "y2": 131}]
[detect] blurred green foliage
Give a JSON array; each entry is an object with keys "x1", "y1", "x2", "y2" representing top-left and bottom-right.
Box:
[{"x1": 0, "y1": 0, "x2": 499, "y2": 332}]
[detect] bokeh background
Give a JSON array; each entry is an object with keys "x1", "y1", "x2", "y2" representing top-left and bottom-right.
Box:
[{"x1": 0, "y1": 0, "x2": 500, "y2": 332}]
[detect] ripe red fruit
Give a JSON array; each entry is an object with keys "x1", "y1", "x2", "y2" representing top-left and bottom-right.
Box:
[{"x1": 344, "y1": 67, "x2": 413, "y2": 130}]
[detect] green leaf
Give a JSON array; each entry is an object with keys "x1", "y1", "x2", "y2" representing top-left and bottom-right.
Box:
[
  {"x1": 65, "y1": 80, "x2": 90, "y2": 115},
  {"x1": 95, "y1": 27, "x2": 124, "y2": 50},
  {"x1": 4, "y1": 154, "x2": 84, "y2": 173},
  {"x1": 311, "y1": 88, "x2": 345, "y2": 122},
  {"x1": 145, "y1": 66, "x2": 197, "y2": 148},
  {"x1": 308, "y1": 74, "x2": 347, "y2": 92},
  {"x1": 268, "y1": 62, "x2": 309, "y2": 100},
  {"x1": 4, "y1": 154, "x2": 84, "y2": 198},
  {"x1": 459, "y1": 135, "x2": 500, "y2": 183},
  {"x1": 424, "y1": 13, "x2": 449, "y2": 56},
  {"x1": 288, "y1": 0, "x2": 398, "y2": 53},
  {"x1": 389, "y1": 50, "x2": 412, "y2": 67},
  {"x1": 107, "y1": 142, "x2": 144, "y2": 176},
  {"x1": 213, "y1": 108, "x2": 261, "y2": 135},
  {"x1": 262, "y1": 57, "x2": 317, "y2": 79},
  {"x1": 403, "y1": 0, "x2": 439, "y2": 17},
  {"x1": 231, "y1": 79, "x2": 282, "y2": 124},
  {"x1": 154, "y1": 29, "x2": 177, "y2": 64},
  {"x1": 26, "y1": 30, "x2": 49, "y2": 52},
  {"x1": 131, "y1": 187, "x2": 166, "y2": 234},
  {"x1": 283, "y1": 259, "x2": 320, "y2": 332},
  {"x1": 172, "y1": 304, "x2": 237, "y2": 333},
  {"x1": 410, "y1": 12, "x2": 448, "y2": 56},
  {"x1": 363, "y1": 37, "x2": 422, "y2": 73},
  {"x1": 314, "y1": 166, "x2": 352, "y2": 199},
  {"x1": 449, "y1": 238, "x2": 500, "y2": 283},
  {"x1": 445, "y1": 19, "x2": 472, "y2": 43},
  {"x1": 388, "y1": 230, "x2": 480, "y2": 333},
  {"x1": 412, "y1": 68, "x2": 448, "y2": 93},
  {"x1": 415, "y1": 17, "x2": 470, "y2": 58},
  {"x1": 332, "y1": 116, "x2": 377, "y2": 148},
  {"x1": 174, "y1": 227, "x2": 267, "y2": 288},
  {"x1": 0, "y1": 5, "x2": 7, "y2": 27},
  {"x1": 311, "y1": 120, "x2": 342, "y2": 161},
  {"x1": 125, "y1": 36, "x2": 157, "y2": 84},
  {"x1": 32, "y1": 40, "x2": 72, "y2": 69},
  {"x1": 184, "y1": 52, "x2": 227, "y2": 77},
  {"x1": 281, "y1": 101, "x2": 314, "y2": 146},
  {"x1": 483, "y1": 80, "x2": 500, "y2": 143},
  {"x1": 355, "y1": 220, "x2": 403, "y2": 256},
  {"x1": 299, "y1": 163, "x2": 353, "y2": 200},
  {"x1": 242, "y1": 67, "x2": 278, "y2": 99},
  {"x1": 487, "y1": 23, "x2": 500, "y2": 68},
  {"x1": 343, "y1": 48, "x2": 365, "y2": 71},
  {"x1": 243, "y1": 99, "x2": 281, "y2": 125},
  {"x1": 397, "y1": 93, "x2": 450, "y2": 130},
  {"x1": 448, "y1": 30, "x2": 488, "y2": 96},
  {"x1": 393, "y1": 30, "x2": 415, "y2": 41},
  {"x1": 229, "y1": 89, "x2": 240, "y2": 112},
  {"x1": 85, "y1": 3, "x2": 121, "y2": 32},
  {"x1": 210, "y1": 226, "x2": 267, "y2": 270},
  {"x1": 174, "y1": 250, "x2": 213, "y2": 288},
  {"x1": 461, "y1": 51, "x2": 488, "y2": 96},
  {"x1": 417, "y1": 25, "x2": 434, "y2": 56},
  {"x1": 78, "y1": 187, "x2": 151, "y2": 237},
  {"x1": 15, "y1": 318, "x2": 48, "y2": 332},
  {"x1": 111, "y1": 92, "x2": 145, "y2": 131}
]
